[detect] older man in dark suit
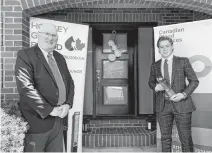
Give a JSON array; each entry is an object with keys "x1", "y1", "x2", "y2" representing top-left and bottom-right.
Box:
[
  {"x1": 149, "y1": 36, "x2": 199, "y2": 152},
  {"x1": 15, "y1": 23, "x2": 74, "y2": 152}
]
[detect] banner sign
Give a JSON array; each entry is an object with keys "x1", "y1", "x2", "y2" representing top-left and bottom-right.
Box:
[
  {"x1": 154, "y1": 19, "x2": 212, "y2": 152},
  {"x1": 30, "y1": 17, "x2": 89, "y2": 152}
]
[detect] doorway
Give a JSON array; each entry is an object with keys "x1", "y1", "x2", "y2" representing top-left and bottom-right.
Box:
[{"x1": 93, "y1": 24, "x2": 137, "y2": 116}]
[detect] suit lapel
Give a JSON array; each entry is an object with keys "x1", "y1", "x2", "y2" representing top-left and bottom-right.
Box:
[
  {"x1": 171, "y1": 56, "x2": 177, "y2": 86},
  {"x1": 53, "y1": 51, "x2": 67, "y2": 90},
  {"x1": 35, "y1": 45, "x2": 57, "y2": 86},
  {"x1": 155, "y1": 60, "x2": 162, "y2": 78}
]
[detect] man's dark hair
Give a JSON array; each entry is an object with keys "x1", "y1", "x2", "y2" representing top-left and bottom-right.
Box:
[{"x1": 157, "y1": 36, "x2": 173, "y2": 48}]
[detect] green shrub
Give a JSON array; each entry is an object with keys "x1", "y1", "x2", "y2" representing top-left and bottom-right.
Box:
[{"x1": 1, "y1": 101, "x2": 29, "y2": 152}]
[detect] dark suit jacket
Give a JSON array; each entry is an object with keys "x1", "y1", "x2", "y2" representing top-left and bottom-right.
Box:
[
  {"x1": 148, "y1": 56, "x2": 199, "y2": 113},
  {"x1": 15, "y1": 44, "x2": 75, "y2": 134}
]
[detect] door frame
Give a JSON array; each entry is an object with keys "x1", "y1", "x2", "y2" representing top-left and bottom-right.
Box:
[{"x1": 90, "y1": 22, "x2": 155, "y2": 118}]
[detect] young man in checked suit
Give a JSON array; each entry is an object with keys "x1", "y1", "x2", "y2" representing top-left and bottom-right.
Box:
[{"x1": 148, "y1": 36, "x2": 199, "y2": 152}]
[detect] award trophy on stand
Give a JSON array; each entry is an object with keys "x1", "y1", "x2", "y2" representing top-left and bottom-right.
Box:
[{"x1": 157, "y1": 77, "x2": 175, "y2": 97}]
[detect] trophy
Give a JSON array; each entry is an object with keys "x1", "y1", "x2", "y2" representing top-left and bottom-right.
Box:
[{"x1": 157, "y1": 77, "x2": 175, "y2": 97}]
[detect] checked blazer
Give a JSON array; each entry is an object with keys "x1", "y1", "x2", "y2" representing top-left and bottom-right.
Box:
[{"x1": 148, "y1": 56, "x2": 199, "y2": 113}]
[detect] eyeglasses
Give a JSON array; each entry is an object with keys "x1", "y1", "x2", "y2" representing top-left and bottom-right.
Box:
[{"x1": 39, "y1": 32, "x2": 58, "y2": 38}]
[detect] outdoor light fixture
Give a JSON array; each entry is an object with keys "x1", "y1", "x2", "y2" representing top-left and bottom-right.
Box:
[
  {"x1": 146, "y1": 115, "x2": 156, "y2": 131},
  {"x1": 146, "y1": 118, "x2": 152, "y2": 131}
]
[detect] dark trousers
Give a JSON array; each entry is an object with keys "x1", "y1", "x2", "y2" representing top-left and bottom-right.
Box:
[
  {"x1": 157, "y1": 100, "x2": 194, "y2": 152},
  {"x1": 24, "y1": 117, "x2": 64, "y2": 152}
]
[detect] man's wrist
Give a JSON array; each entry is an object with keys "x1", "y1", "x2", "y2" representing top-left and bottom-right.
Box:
[
  {"x1": 155, "y1": 84, "x2": 158, "y2": 92},
  {"x1": 182, "y1": 92, "x2": 187, "y2": 99},
  {"x1": 65, "y1": 103, "x2": 72, "y2": 109}
]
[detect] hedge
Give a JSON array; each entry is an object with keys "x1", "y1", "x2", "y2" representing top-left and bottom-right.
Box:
[{"x1": 1, "y1": 101, "x2": 28, "y2": 152}]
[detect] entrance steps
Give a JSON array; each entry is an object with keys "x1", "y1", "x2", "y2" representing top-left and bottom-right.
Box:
[{"x1": 82, "y1": 118, "x2": 156, "y2": 147}]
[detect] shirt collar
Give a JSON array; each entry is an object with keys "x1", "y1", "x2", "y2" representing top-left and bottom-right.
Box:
[
  {"x1": 162, "y1": 54, "x2": 174, "y2": 62},
  {"x1": 38, "y1": 44, "x2": 53, "y2": 57}
]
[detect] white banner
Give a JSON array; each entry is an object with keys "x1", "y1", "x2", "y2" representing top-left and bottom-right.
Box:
[
  {"x1": 154, "y1": 19, "x2": 212, "y2": 152},
  {"x1": 30, "y1": 17, "x2": 89, "y2": 152},
  {"x1": 154, "y1": 19, "x2": 212, "y2": 93}
]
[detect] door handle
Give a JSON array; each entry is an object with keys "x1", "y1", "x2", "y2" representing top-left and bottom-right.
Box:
[
  {"x1": 97, "y1": 77, "x2": 100, "y2": 83},
  {"x1": 96, "y1": 70, "x2": 100, "y2": 76},
  {"x1": 96, "y1": 77, "x2": 100, "y2": 90},
  {"x1": 96, "y1": 70, "x2": 100, "y2": 90}
]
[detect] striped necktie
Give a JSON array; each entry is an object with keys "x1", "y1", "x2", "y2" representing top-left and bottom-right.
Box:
[
  {"x1": 164, "y1": 59, "x2": 170, "y2": 85},
  {"x1": 47, "y1": 52, "x2": 66, "y2": 105},
  {"x1": 164, "y1": 59, "x2": 170, "y2": 97}
]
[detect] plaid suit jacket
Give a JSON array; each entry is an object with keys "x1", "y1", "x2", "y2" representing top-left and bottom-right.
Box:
[{"x1": 148, "y1": 56, "x2": 199, "y2": 113}]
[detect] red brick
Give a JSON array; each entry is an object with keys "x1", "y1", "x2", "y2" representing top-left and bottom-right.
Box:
[
  {"x1": 5, "y1": 12, "x2": 22, "y2": 17},
  {"x1": 1, "y1": 47, "x2": 5, "y2": 51},
  {"x1": 5, "y1": 35, "x2": 22, "y2": 40},
  {"x1": 5, "y1": 30, "x2": 13, "y2": 34},
  {"x1": 21, "y1": 0, "x2": 28, "y2": 9},
  {"x1": 5, "y1": 58, "x2": 16, "y2": 64},
  {"x1": 5, "y1": 70, "x2": 15, "y2": 75},
  {"x1": 14, "y1": 29, "x2": 23, "y2": 35},
  {"x1": 14, "y1": 18, "x2": 22, "y2": 23},
  {"x1": 13, "y1": 52, "x2": 18, "y2": 57},
  {"x1": 6, "y1": 47, "x2": 22, "y2": 51},
  {"x1": 113, "y1": 124, "x2": 124, "y2": 126},
  {"x1": 5, "y1": 0, "x2": 21, "y2": 5},
  {"x1": 5, "y1": 24, "x2": 22, "y2": 29},
  {"x1": 5, "y1": 76, "x2": 13, "y2": 81},
  {"x1": 133, "y1": 123, "x2": 145, "y2": 126},
  {"x1": 2, "y1": 6, "x2": 13, "y2": 11},
  {"x1": 1, "y1": 88, "x2": 13, "y2": 93},
  {"x1": 33, "y1": 0, "x2": 40, "y2": 6},
  {"x1": 26, "y1": 0, "x2": 35, "y2": 7},
  {"x1": 119, "y1": 119, "x2": 129, "y2": 123},
  {"x1": 102, "y1": 124, "x2": 113, "y2": 127},
  {"x1": 1, "y1": 52, "x2": 13, "y2": 57},
  {"x1": 1, "y1": 94, "x2": 5, "y2": 100},
  {"x1": 14, "y1": 41, "x2": 22, "y2": 46},
  {"x1": 14, "y1": 88, "x2": 18, "y2": 93},
  {"x1": 5, "y1": 94, "x2": 19, "y2": 99},
  {"x1": 101, "y1": 120, "x2": 110, "y2": 124},
  {"x1": 5, "y1": 41, "x2": 13, "y2": 46},
  {"x1": 4, "y1": 82, "x2": 17, "y2": 88},
  {"x1": 129, "y1": 119, "x2": 139, "y2": 123},
  {"x1": 4, "y1": 64, "x2": 13, "y2": 70},
  {"x1": 14, "y1": 6, "x2": 23, "y2": 11}
]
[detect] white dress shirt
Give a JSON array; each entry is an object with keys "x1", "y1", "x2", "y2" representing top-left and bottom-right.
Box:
[
  {"x1": 38, "y1": 45, "x2": 56, "y2": 63},
  {"x1": 161, "y1": 54, "x2": 174, "y2": 85}
]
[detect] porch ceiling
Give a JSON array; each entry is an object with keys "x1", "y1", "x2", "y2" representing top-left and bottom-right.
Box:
[{"x1": 21, "y1": 0, "x2": 212, "y2": 16}]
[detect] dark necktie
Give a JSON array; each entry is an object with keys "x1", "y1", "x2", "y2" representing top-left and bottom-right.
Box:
[
  {"x1": 164, "y1": 59, "x2": 170, "y2": 97},
  {"x1": 47, "y1": 52, "x2": 66, "y2": 105},
  {"x1": 164, "y1": 59, "x2": 170, "y2": 85}
]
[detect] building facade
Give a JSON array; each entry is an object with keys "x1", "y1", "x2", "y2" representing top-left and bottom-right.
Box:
[{"x1": 1, "y1": 0, "x2": 212, "y2": 149}]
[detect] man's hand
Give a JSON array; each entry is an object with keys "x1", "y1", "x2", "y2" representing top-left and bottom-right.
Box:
[
  {"x1": 170, "y1": 93, "x2": 185, "y2": 102},
  {"x1": 50, "y1": 107, "x2": 62, "y2": 116},
  {"x1": 155, "y1": 84, "x2": 165, "y2": 92},
  {"x1": 58, "y1": 104, "x2": 70, "y2": 118}
]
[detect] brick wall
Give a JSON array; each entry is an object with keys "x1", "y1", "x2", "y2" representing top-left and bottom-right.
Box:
[
  {"x1": 1, "y1": 0, "x2": 212, "y2": 104},
  {"x1": 38, "y1": 8, "x2": 212, "y2": 25}
]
